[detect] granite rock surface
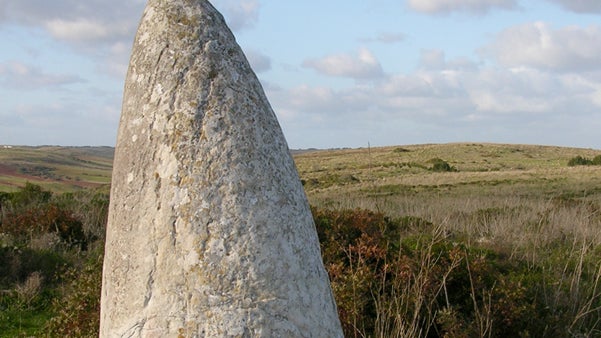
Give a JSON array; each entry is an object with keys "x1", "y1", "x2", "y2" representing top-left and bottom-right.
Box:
[{"x1": 99, "y1": 0, "x2": 343, "y2": 337}]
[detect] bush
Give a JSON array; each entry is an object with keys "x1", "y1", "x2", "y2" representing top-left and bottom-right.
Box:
[
  {"x1": 8, "y1": 182, "x2": 52, "y2": 209},
  {"x1": 53, "y1": 190, "x2": 110, "y2": 245},
  {"x1": 45, "y1": 251, "x2": 103, "y2": 337},
  {"x1": 568, "y1": 156, "x2": 593, "y2": 166},
  {"x1": 1, "y1": 204, "x2": 86, "y2": 249},
  {"x1": 0, "y1": 248, "x2": 64, "y2": 337},
  {"x1": 0, "y1": 247, "x2": 67, "y2": 288},
  {"x1": 0, "y1": 184, "x2": 106, "y2": 337},
  {"x1": 313, "y1": 208, "x2": 400, "y2": 335},
  {"x1": 429, "y1": 158, "x2": 456, "y2": 172},
  {"x1": 0, "y1": 184, "x2": 87, "y2": 249},
  {"x1": 593, "y1": 155, "x2": 601, "y2": 165},
  {"x1": 312, "y1": 207, "x2": 600, "y2": 337}
]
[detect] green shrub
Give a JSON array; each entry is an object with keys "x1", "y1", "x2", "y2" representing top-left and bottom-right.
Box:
[
  {"x1": 592, "y1": 155, "x2": 601, "y2": 165},
  {"x1": 312, "y1": 207, "x2": 600, "y2": 337},
  {"x1": 0, "y1": 204, "x2": 86, "y2": 249},
  {"x1": 0, "y1": 247, "x2": 67, "y2": 288},
  {"x1": 0, "y1": 183, "x2": 87, "y2": 249},
  {"x1": 0, "y1": 249, "x2": 62, "y2": 338},
  {"x1": 313, "y1": 208, "x2": 400, "y2": 335},
  {"x1": 0, "y1": 184, "x2": 106, "y2": 336},
  {"x1": 568, "y1": 156, "x2": 592, "y2": 166},
  {"x1": 45, "y1": 251, "x2": 103, "y2": 337},
  {"x1": 8, "y1": 182, "x2": 52, "y2": 209},
  {"x1": 428, "y1": 158, "x2": 456, "y2": 172}
]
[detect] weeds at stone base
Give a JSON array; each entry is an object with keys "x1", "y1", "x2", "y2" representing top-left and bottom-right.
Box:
[
  {"x1": 0, "y1": 183, "x2": 107, "y2": 337},
  {"x1": 314, "y1": 207, "x2": 601, "y2": 337}
]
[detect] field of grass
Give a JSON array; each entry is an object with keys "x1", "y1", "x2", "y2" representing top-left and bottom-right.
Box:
[
  {"x1": 296, "y1": 143, "x2": 601, "y2": 336},
  {"x1": 2, "y1": 143, "x2": 597, "y2": 196},
  {"x1": 296, "y1": 143, "x2": 601, "y2": 212},
  {"x1": 0, "y1": 146, "x2": 113, "y2": 193},
  {"x1": 298, "y1": 143, "x2": 601, "y2": 270},
  {"x1": 1, "y1": 142, "x2": 601, "y2": 336}
]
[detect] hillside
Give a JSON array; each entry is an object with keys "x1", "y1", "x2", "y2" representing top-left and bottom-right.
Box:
[
  {"x1": 0, "y1": 146, "x2": 113, "y2": 192},
  {"x1": 294, "y1": 143, "x2": 601, "y2": 207},
  {"x1": 1, "y1": 143, "x2": 599, "y2": 194}
]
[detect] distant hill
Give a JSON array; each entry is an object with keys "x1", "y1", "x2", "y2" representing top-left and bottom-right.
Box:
[
  {"x1": 0, "y1": 146, "x2": 114, "y2": 192},
  {"x1": 1, "y1": 143, "x2": 599, "y2": 193}
]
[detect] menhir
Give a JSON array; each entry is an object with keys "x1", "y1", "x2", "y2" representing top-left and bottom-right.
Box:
[{"x1": 99, "y1": 0, "x2": 343, "y2": 337}]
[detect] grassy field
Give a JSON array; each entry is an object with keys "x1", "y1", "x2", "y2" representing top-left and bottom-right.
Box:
[
  {"x1": 2, "y1": 142, "x2": 598, "y2": 196},
  {"x1": 0, "y1": 146, "x2": 113, "y2": 193},
  {"x1": 297, "y1": 143, "x2": 601, "y2": 254},
  {"x1": 297, "y1": 143, "x2": 601, "y2": 215},
  {"x1": 296, "y1": 143, "x2": 601, "y2": 336},
  {"x1": 298, "y1": 143, "x2": 601, "y2": 265},
  {"x1": 1, "y1": 142, "x2": 601, "y2": 336}
]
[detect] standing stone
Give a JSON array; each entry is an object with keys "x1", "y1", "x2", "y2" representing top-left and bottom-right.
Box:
[{"x1": 100, "y1": 0, "x2": 342, "y2": 337}]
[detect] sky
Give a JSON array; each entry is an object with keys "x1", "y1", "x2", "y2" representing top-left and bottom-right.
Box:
[{"x1": 1, "y1": 0, "x2": 600, "y2": 149}]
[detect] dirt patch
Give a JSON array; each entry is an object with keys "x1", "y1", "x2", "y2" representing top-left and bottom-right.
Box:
[
  {"x1": 0, "y1": 163, "x2": 18, "y2": 176},
  {"x1": 0, "y1": 163, "x2": 47, "y2": 182}
]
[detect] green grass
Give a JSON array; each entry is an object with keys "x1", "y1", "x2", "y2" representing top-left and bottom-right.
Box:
[
  {"x1": 295, "y1": 143, "x2": 601, "y2": 205},
  {"x1": 0, "y1": 146, "x2": 113, "y2": 192},
  {"x1": 0, "y1": 308, "x2": 54, "y2": 338},
  {"x1": 295, "y1": 143, "x2": 601, "y2": 336},
  {"x1": 3, "y1": 142, "x2": 598, "y2": 194}
]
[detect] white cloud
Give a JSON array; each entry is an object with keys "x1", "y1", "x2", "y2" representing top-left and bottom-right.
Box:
[
  {"x1": 1, "y1": 82, "x2": 122, "y2": 145},
  {"x1": 0, "y1": 1, "x2": 143, "y2": 42},
  {"x1": 302, "y1": 48, "x2": 385, "y2": 80},
  {"x1": 482, "y1": 22, "x2": 601, "y2": 72},
  {"x1": 99, "y1": 41, "x2": 133, "y2": 78},
  {"x1": 244, "y1": 49, "x2": 272, "y2": 73},
  {"x1": 273, "y1": 71, "x2": 470, "y2": 127},
  {"x1": 407, "y1": 0, "x2": 517, "y2": 14},
  {"x1": 212, "y1": 0, "x2": 260, "y2": 31},
  {"x1": 419, "y1": 49, "x2": 480, "y2": 72},
  {"x1": 0, "y1": 1, "x2": 144, "y2": 81},
  {"x1": 4, "y1": 101, "x2": 119, "y2": 146},
  {"x1": 419, "y1": 49, "x2": 446, "y2": 69},
  {"x1": 359, "y1": 32, "x2": 406, "y2": 44},
  {"x1": 270, "y1": 51, "x2": 601, "y2": 148},
  {"x1": 547, "y1": 0, "x2": 601, "y2": 13},
  {"x1": 0, "y1": 61, "x2": 85, "y2": 90},
  {"x1": 44, "y1": 18, "x2": 131, "y2": 43},
  {"x1": 593, "y1": 89, "x2": 601, "y2": 107},
  {"x1": 0, "y1": 0, "x2": 259, "y2": 80}
]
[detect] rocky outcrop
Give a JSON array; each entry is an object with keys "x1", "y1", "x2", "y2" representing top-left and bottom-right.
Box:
[{"x1": 99, "y1": 0, "x2": 342, "y2": 337}]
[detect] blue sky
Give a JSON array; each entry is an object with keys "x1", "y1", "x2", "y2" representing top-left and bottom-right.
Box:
[{"x1": 1, "y1": 0, "x2": 600, "y2": 149}]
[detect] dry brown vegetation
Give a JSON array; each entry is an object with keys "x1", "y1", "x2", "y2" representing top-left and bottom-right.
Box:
[
  {"x1": 297, "y1": 143, "x2": 601, "y2": 337},
  {"x1": 297, "y1": 143, "x2": 601, "y2": 244}
]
